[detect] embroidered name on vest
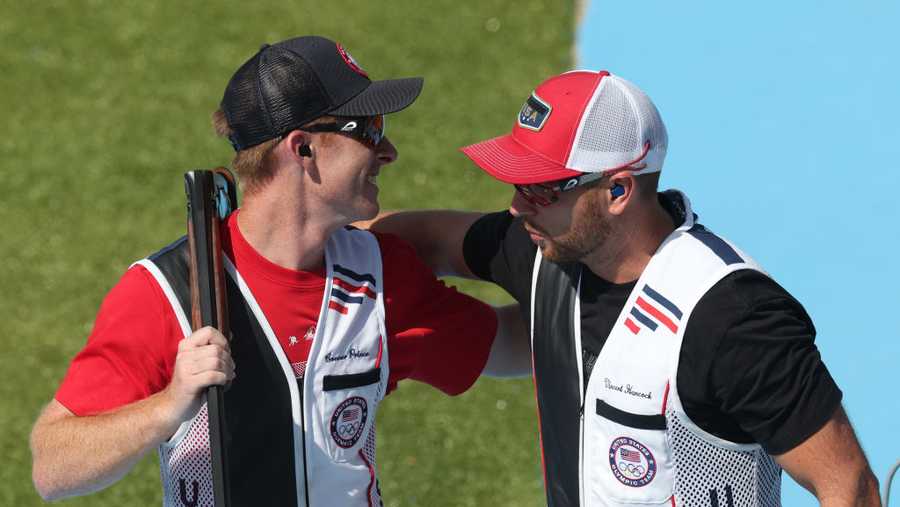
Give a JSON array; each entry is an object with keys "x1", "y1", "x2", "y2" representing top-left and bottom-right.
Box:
[
  {"x1": 325, "y1": 347, "x2": 372, "y2": 362},
  {"x1": 604, "y1": 378, "x2": 652, "y2": 400}
]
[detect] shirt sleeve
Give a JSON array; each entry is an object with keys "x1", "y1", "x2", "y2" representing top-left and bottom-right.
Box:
[
  {"x1": 55, "y1": 265, "x2": 182, "y2": 416},
  {"x1": 462, "y1": 210, "x2": 537, "y2": 303},
  {"x1": 377, "y1": 232, "x2": 498, "y2": 396},
  {"x1": 706, "y1": 273, "x2": 843, "y2": 455}
]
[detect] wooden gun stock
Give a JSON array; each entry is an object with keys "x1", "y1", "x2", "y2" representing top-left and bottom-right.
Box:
[{"x1": 185, "y1": 167, "x2": 237, "y2": 507}]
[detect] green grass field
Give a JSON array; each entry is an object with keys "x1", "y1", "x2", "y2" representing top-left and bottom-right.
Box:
[{"x1": 1, "y1": 1, "x2": 574, "y2": 505}]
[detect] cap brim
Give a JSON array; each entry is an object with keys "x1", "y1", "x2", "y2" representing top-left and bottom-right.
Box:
[
  {"x1": 460, "y1": 134, "x2": 582, "y2": 184},
  {"x1": 330, "y1": 77, "x2": 424, "y2": 117}
]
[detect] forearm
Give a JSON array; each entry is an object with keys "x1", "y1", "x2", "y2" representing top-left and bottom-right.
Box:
[
  {"x1": 31, "y1": 393, "x2": 179, "y2": 501},
  {"x1": 776, "y1": 406, "x2": 881, "y2": 506},
  {"x1": 482, "y1": 304, "x2": 532, "y2": 378},
  {"x1": 812, "y1": 468, "x2": 880, "y2": 506},
  {"x1": 358, "y1": 210, "x2": 483, "y2": 278}
]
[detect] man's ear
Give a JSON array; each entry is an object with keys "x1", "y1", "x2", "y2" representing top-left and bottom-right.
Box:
[
  {"x1": 607, "y1": 174, "x2": 634, "y2": 216},
  {"x1": 284, "y1": 130, "x2": 313, "y2": 160},
  {"x1": 282, "y1": 130, "x2": 320, "y2": 183}
]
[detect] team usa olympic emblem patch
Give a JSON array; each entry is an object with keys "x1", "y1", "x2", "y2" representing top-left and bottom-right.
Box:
[
  {"x1": 609, "y1": 437, "x2": 657, "y2": 487},
  {"x1": 331, "y1": 396, "x2": 368, "y2": 448},
  {"x1": 336, "y1": 43, "x2": 369, "y2": 78}
]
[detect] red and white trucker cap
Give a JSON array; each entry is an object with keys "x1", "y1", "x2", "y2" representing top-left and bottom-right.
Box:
[{"x1": 461, "y1": 70, "x2": 667, "y2": 184}]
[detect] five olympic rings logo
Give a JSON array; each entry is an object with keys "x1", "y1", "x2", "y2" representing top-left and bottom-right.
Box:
[
  {"x1": 618, "y1": 461, "x2": 646, "y2": 477},
  {"x1": 338, "y1": 422, "x2": 359, "y2": 436}
]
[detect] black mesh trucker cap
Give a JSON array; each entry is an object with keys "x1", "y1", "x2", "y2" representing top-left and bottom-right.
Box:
[{"x1": 221, "y1": 35, "x2": 424, "y2": 151}]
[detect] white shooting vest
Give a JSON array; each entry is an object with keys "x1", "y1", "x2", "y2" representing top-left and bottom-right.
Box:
[
  {"x1": 531, "y1": 192, "x2": 782, "y2": 507},
  {"x1": 135, "y1": 227, "x2": 388, "y2": 507}
]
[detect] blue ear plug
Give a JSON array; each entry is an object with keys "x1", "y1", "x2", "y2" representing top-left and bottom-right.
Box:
[{"x1": 610, "y1": 184, "x2": 625, "y2": 199}]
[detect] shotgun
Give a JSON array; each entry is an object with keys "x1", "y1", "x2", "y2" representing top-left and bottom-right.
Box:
[{"x1": 185, "y1": 167, "x2": 237, "y2": 507}]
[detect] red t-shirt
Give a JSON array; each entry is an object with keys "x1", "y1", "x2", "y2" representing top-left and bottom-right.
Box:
[{"x1": 56, "y1": 215, "x2": 497, "y2": 416}]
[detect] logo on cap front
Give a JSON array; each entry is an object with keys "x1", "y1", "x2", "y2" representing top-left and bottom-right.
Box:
[
  {"x1": 336, "y1": 43, "x2": 369, "y2": 78},
  {"x1": 518, "y1": 93, "x2": 552, "y2": 131}
]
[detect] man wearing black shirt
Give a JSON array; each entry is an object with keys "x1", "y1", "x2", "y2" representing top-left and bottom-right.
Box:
[
  {"x1": 463, "y1": 198, "x2": 841, "y2": 457},
  {"x1": 366, "y1": 70, "x2": 878, "y2": 506}
]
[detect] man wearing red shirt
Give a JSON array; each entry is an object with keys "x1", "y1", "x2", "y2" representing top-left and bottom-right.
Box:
[{"x1": 30, "y1": 36, "x2": 527, "y2": 506}]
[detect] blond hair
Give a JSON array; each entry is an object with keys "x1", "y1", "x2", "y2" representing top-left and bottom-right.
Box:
[{"x1": 212, "y1": 108, "x2": 280, "y2": 195}]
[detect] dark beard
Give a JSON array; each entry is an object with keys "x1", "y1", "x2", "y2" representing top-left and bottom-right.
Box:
[{"x1": 538, "y1": 203, "x2": 612, "y2": 263}]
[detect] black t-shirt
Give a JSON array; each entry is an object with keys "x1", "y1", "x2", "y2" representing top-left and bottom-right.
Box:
[{"x1": 463, "y1": 209, "x2": 842, "y2": 455}]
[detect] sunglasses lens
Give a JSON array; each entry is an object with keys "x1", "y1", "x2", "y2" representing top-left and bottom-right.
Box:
[
  {"x1": 515, "y1": 184, "x2": 556, "y2": 206},
  {"x1": 366, "y1": 115, "x2": 385, "y2": 145}
]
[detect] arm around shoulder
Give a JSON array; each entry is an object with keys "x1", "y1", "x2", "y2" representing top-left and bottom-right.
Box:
[{"x1": 359, "y1": 210, "x2": 485, "y2": 278}]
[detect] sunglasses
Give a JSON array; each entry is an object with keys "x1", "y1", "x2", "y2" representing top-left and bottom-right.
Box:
[
  {"x1": 299, "y1": 115, "x2": 386, "y2": 148},
  {"x1": 514, "y1": 172, "x2": 606, "y2": 207}
]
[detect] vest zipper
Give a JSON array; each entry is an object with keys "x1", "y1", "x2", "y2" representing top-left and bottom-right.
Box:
[
  {"x1": 297, "y1": 379, "x2": 311, "y2": 507},
  {"x1": 579, "y1": 401, "x2": 585, "y2": 507},
  {"x1": 574, "y1": 274, "x2": 586, "y2": 507}
]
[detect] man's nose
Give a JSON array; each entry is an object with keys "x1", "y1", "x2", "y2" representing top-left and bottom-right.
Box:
[
  {"x1": 509, "y1": 189, "x2": 536, "y2": 217},
  {"x1": 376, "y1": 138, "x2": 398, "y2": 165}
]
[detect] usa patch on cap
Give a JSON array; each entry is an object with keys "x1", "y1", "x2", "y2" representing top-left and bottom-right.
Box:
[{"x1": 518, "y1": 93, "x2": 551, "y2": 131}]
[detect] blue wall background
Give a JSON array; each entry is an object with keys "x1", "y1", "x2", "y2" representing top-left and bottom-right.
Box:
[{"x1": 578, "y1": 1, "x2": 899, "y2": 504}]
